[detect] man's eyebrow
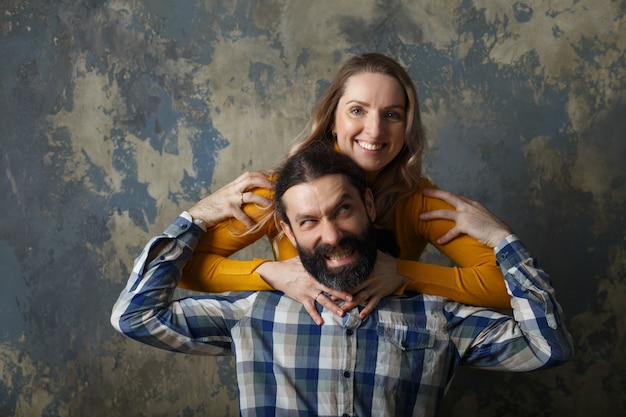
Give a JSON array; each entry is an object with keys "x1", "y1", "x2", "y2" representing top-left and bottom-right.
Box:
[
  {"x1": 293, "y1": 212, "x2": 315, "y2": 224},
  {"x1": 292, "y1": 192, "x2": 357, "y2": 224}
]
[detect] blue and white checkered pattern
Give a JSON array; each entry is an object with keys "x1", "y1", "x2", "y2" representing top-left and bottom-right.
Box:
[{"x1": 111, "y1": 216, "x2": 573, "y2": 417}]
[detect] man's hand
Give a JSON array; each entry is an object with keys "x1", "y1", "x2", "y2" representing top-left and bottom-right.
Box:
[
  {"x1": 188, "y1": 171, "x2": 274, "y2": 228},
  {"x1": 419, "y1": 188, "x2": 513, "y2": 248}
]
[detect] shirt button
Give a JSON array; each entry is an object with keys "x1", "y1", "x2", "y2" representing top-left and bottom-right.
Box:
[
  {"x1": 346, "y1": 329, "x2": 353, "y2": 336},
  {"x1": 343, "y1": 371, "x2": 351, "y2": 378},
  {"x1": 181, "y1": 223, "x2": 188, "y2": 229}
]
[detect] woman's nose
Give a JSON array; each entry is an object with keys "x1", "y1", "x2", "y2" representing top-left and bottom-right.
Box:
[{"x1": 364, "y1": 114, "x2": 382, "y2": 138}]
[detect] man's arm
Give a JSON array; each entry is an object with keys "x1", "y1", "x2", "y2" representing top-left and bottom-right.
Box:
[
  {"x1": 449, "y1": 235, "x2": 574, "y2": 371},
  {"x1": 418, "y1": 188, "x2": 572, "y2": 369},
  {"x1": 110, "y1": 213, "x2": 253, "y2": 356}
]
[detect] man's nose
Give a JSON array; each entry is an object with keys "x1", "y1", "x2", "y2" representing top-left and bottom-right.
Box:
[{"x1": 320, "y1": 220, "x2": 342, "y2": 246}]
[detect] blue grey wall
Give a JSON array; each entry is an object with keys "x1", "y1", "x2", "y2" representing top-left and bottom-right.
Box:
[{"x1": 1, "y1": 1, "x2": 624, "y2": 416}]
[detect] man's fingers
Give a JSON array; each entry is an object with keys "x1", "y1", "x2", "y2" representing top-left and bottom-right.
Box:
[
  {"x1": 235, "y1": 171, "x2": 274, "y2": 187},
  {"x1": 232, "y1": 210, "x2": 256, "y2": 229},
  {"x1": 419, "y1": 209, "x2": 457, "y2": 221},
  {"x1": 436, "y1": 227, "x2": 462, "y2": 245},
  {"x1": 422, "y1": 188, "x2": 462, "y2": 206},
  {"x1": 244, "y1": 192, "x2": 273, "y2": 208}
]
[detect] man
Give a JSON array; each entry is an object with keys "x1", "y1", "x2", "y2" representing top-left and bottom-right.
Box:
[{"x1": 111, "y1": 144, "x2": 573, "y2": 416}]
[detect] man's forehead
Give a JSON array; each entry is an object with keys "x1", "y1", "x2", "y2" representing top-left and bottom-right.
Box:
[{"x1": 283, "y1": 174, "x2": 360, "y2": 214}]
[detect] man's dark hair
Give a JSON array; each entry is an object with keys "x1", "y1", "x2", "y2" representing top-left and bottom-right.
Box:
[{"x1": 274, "y1": 143, "x2": 368, "y2": 225}]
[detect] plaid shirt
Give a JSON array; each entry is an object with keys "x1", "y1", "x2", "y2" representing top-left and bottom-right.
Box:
[{"x1": 111, "y1": 214, "x2": 573, "y2": 417}]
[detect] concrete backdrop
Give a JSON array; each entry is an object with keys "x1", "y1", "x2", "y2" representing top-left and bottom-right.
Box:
[{"x1": 1, "y1": 0, "x2": 624, "y2": 416}]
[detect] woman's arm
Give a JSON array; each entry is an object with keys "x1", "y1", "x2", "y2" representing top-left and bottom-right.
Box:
[
  {"x1": 179, "y1": 173, "x2": 352, "y2": 324},
  {"x1": 179, "y1": 172, "x2": 276, "y2": 292},
  {"x1": 344, "y1": 181, "x2": 512, "y2": 314},
  {"x1": 405, "y1": 186, "x2": 512, "y2": 308}
]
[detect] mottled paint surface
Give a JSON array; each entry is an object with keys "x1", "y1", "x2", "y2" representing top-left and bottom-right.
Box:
[{"x1": 1, "y1": 0, "x2": 624, "y2": 416}]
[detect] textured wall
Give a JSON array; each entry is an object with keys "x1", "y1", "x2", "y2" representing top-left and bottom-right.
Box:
[{"x1": 1, "y1": 0, "x2": 624, "y2": 416}]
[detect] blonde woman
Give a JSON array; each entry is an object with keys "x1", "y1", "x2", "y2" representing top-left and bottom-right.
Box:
[{"x1": 181, "y1": 53, "x2": 509, "y2": 325}]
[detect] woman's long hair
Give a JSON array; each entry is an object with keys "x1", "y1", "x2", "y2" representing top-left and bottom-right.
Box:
[
  {"x1": 289, "y1": 53, "x2": 426, "y2": 229},
  {"x1": 239, "y1": 53, "x2": 427, "y2": 237}
]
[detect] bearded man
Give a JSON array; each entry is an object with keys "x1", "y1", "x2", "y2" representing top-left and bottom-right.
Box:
[{"x1": 111, "y1": 144, "x2": 572, "y2": 417}]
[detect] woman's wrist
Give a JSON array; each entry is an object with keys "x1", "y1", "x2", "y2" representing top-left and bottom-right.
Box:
[{"x1": 255, "y1": 261, "x2": 279, "y2": 289}]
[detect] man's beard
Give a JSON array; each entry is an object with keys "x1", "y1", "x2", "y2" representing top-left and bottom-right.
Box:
[{"x1": 297, "y1": 225, "x2": 378, "y2": 291}]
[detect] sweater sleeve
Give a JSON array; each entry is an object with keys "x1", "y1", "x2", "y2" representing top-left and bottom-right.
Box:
[
  {"x1": 394, "y1": 179, "x2": 511, "y2": 309},
  {"x1": 178, "y1": 187, "x2": 289, "y2": 292}
]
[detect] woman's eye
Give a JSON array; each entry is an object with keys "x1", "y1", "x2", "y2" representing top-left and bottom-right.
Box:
[
  {"x1": 386, "y1": 111, "x2": 401, "y2": 120},
  {"x1": 350, "y1": 107, "x2": 364, "y2": 116}
]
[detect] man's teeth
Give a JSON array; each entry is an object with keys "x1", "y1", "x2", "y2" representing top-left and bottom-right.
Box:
[
  {"x1": 358, "y1": 141, "x2": 383, "y2": 151},
  {"x1": 327, "y1": 249, "x2": 352, "y2": 261}
]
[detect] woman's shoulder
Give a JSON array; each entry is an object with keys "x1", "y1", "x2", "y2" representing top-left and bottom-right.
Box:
[{"x1": 400, "y1": 177, "x2": 450, "y2": 211}]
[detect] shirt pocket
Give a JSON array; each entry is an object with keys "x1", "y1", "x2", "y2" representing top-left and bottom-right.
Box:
[
  {"x1": 377, "y1": 324, "x2": 435, "y2": 351},
  {"x1": 372, "y1": 324, "x2": 439, "y2": 395}
]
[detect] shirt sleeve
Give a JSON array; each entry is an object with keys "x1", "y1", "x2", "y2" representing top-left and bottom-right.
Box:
[
  {"x1": 446, "y1": 235, "x2": 574, "y2": 371},
  {"x1": 110, "y1": 214, "x2": 255, "y2": 356},
  {"x1": 395, "y1": 178, "x2": 511, "y2": 309}
]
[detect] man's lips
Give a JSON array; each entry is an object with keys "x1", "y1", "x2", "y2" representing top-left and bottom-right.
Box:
[
  {"x1": 325, "y1": 247, "x2": 358, "y2": 267},
  {"x1": 326, "y1": 247, "x2": 354, "y2": 261}
]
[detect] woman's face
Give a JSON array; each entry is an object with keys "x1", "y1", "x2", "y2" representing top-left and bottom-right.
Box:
[{"x1": 333, "y1": 72, "x2": 407, "y2": 173}]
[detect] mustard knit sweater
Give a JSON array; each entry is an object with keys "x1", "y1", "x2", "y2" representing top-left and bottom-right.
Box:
[{"x1": 180, "y1": 177, "x2": 510, "y2": 309}]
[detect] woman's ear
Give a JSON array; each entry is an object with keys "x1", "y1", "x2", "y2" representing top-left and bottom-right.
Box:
[
  {"x1": 365, "y1": 188, "x2": 376, "y2": 222},
  {"x1": 280, "y1": 220, "x2": 298, "y2": 247}
]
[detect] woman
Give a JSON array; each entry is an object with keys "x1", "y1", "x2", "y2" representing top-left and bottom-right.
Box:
[{"x1": 182, "y1": 53, "x2": 510, "y2": 325}]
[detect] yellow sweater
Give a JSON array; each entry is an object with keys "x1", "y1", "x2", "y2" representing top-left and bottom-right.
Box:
[{"x1": 180, "y1": 177, "x2": 510, "y2": 309}]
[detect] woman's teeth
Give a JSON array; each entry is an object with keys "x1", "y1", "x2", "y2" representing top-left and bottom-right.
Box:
[{"x1": 358, "y1": 141, "x2": 383, "y2": 151}]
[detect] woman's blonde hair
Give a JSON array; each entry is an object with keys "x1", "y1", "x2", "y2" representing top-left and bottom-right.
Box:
[
  {"x1": 289, "y1": 53, "x2": 426, "y2": 229},
  {"x1": 238, "y1": 53, "x2": 426, "y2": 237}
]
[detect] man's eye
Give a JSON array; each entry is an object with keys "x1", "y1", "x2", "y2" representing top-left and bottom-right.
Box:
[
  {"x1": 300, "y1": 219, "x2": 316, "y2": 228},
  {"x1": 337, "y1": 205, "x2": 352, "y2": 215}
]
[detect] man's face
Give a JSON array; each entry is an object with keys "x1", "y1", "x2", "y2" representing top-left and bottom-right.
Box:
[{"x1": 280, "y1": 174, "x2": 377, "y2": 291}]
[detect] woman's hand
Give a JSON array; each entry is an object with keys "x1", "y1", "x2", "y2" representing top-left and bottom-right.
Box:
[
  {"x1": 256, "y1": 257, "x2": 354, "y2": 325},
  {"x1": 419, "y1": 188, "x2": 513, "y2": 248},
  {"x1": 188, "y1": 171, "x2": 274, "y2": 228},
  {"x1": 340, "y1": 251, "x2": 408, "y2": 319}
]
